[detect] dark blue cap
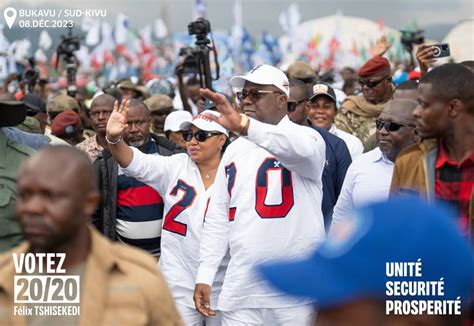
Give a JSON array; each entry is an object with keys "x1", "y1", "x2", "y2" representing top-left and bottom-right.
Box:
[{"x1": 258, "y1": 197, "x2": 474, "y2": 309}]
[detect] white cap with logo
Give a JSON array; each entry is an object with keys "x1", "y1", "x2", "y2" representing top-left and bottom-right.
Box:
[
  {"x1": 230, "y1": 64, "x2": 290, "y2": 97},
  {"x1": 164, "y1": 110, "x2": 193, "y2": 132},
  {"x1": 180, "y1": 110, "x2": 229, "y2": 137}
]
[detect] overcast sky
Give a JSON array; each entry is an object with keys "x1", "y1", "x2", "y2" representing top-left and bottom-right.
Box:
[{"x1": 3, "y1": 0, "x2": 472, "y2": 36}]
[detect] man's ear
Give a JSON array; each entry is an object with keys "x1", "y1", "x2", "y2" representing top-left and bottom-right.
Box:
[
  {"x1": 448, "y1": 99, "x2": 463, "y2": 118},
  {"x1": 278, "y1": 94, "x2": 287, "y2": 110}
]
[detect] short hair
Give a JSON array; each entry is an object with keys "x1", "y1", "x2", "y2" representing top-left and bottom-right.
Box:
[
  {"x1": 289, "y1": 78, "x2": 311, "y2": 100},
  {"x1": 186, "y1": 77, "x2": 200, "y2": 87},
  {"x1": 420, "y1": 63, "x2": 474, "y2": 113},
  {"x1": 341, "y1": 67, "x2": 356, "y2": 74},
  {"x1": 395, "y1": 80, "x2": 418, "y2": 91},
  {"x1": 127, "y1": 98, "x2": 149, "y2": 115},
  {"x1": 460, "y1": 60, "x2": 474, "y2": 72}
]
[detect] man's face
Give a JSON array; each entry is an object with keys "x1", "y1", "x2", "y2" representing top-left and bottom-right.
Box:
[
  {"x1": 123, "y1": 106, "x2": 151, "y2": 149},
  {"x1": 121, "y1": 89, "x2": 137, "y2": 100},
  {"x1": 187, "y1": 84, "x2": 202, "y2": 104},
  {"x1": 413, "y1": 83, "x2": 451, "y2": 139},
  {"x1": 359, "y1": 73, "x2": 392, "y2": 104},
  {"x1": 168, "y1": 131, "x2": 185, "y2": 149},
  {"x1": 376, "y1": 110, "x2": 416, "y2": 161},
  {"x1": 90, "y1": 102, "x2": 113, "y2": 134},
  {"x1": 340, "y1": 68, "x2": 356, "y2": 81},
  {"x1": 240, "y1": 81, "x2": 286, "y2": 125},
  {"x1": 288, "y1": 88, "x2": 308, "y2": 125},
  {"x1": 151, "y1": 108, "x2": 172, "y2": 133},
  {"x1": 307, "y1": 95, "x2": 337, "y2": 130},
  {"x1": 33, "y1": 111, "x2": 48, "y2": 134},
  {"x1": 16, "y1": 160, "x2": 88, "y2": 252}
]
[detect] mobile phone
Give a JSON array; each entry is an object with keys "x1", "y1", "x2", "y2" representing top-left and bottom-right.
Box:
[{"x1": 431, "y1": 43, "x2": 450, "y2": 58}]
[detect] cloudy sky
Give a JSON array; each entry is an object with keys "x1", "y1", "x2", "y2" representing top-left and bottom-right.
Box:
[{"x1": 2, "y1": 0, "x2": 472, "y2": 39}]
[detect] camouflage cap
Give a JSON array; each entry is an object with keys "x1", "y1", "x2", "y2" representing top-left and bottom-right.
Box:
[
  {"x1": 287, "y1": 61, "x2": 317, "y2": 80},
  {"x1": 144, "y1": 94, "x2": 174, "y2": 112},
  {"x1": 47, "y1": 95, "x2": 80, "y2": 113}
]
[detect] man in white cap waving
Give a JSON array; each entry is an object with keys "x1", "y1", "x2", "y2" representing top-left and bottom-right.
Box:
[{"x1": 194, "y1": 64, "x2": 326, "y2": 325}]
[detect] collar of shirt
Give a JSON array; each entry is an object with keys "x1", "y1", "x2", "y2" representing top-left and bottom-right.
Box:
[
  {"x1": 366, "y1": 147, "x2": 392, "y2": 164},
  {"x1": 277, "y1": 114, "x2": 291, "y2": 126},
  {"x1": 436, "y1": 140, "x2": 474, "y2": 169}
]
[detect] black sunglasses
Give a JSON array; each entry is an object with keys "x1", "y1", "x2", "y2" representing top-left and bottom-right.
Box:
[
  {"x1": 287, "y1": 99, "x2": 307, "y2": 112},
  {"x1": 359, "y1": 76, "x2": 389, "y2": 88},
  {"x1": 236, "y1": 89, "x2": 282, "y2": 102},
  {"x1": 183, "y1": 130, "x2": 221, "y2": 142},
  {"x1": 376, "y1": 119, "x2": 414, "y2": 132}
]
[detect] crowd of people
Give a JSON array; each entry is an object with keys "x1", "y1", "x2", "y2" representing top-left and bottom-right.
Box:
[{"x1": 0, "y1": 30, "x2": 473, "y2": 326}]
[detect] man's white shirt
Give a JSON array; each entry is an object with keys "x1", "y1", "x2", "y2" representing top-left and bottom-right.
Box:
[
  {"x1": 122, "y1": 149, "x2": 226, "y2": 309},
  {"x1": 196, "y1": 115, "x2": 327, "y2": 310},
  {"x1": 331, "y1": 147, "x2": 394, "y2": 228},
  {"x1": 329, "y1": 124, "x2": 363, "y2": 160}
]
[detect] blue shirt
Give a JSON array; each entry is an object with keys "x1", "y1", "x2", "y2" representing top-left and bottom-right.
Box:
[
  {"x1": 311, "y1": 125, "x2": 352, "y2": 230},
  {"x1": 1, "y1": 127, "x2": 49, "y2": 150}
]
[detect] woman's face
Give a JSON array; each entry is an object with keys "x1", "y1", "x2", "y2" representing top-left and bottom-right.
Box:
[{"x1": 184, "y1": 126, "x2": 226, "y2": 164}]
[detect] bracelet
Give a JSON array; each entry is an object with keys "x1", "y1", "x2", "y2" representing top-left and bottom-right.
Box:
[
  {"x1": 105, "y1": 134, "x2": 123, "y2": 145},
  {"x1": 235, "y1": 114, "x2": 249, "y2": 136}
]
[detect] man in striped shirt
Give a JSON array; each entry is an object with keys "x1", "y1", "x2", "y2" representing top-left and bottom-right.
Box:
[{"x1": 93, "y1": 99, "x2": 181, "y2": 257}]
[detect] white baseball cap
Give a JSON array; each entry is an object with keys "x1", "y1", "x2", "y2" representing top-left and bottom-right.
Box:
[
  {"x1": 180, "y1": 110, "x2": 229, "y2": 137},
  {"x1": 164, "y1": 110, "x2": 193, "y2": 132},
  {"x1": 230, "y1": 64, "x2": 290, "y2": 97}
]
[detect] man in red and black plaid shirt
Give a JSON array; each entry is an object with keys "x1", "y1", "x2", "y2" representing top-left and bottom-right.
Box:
[
  {"x1": 435, "y1": 142, "x2": 474, "y2": 235},
  {"x1": 390, "y1": 62, "x2": 474, "y2": 323}
]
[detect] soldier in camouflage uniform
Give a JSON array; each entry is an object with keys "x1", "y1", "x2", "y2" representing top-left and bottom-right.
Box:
[
  {"x1": 335, "y1": 56, "x2": 394, "y2": 144},
  {"x1": 0, "y1": 101, "x2": 35, "y2": 253}
]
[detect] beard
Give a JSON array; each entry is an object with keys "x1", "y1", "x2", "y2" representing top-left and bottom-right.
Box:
[{"x1": 128, "y1": 138, "x2": 145, "y2": 148}]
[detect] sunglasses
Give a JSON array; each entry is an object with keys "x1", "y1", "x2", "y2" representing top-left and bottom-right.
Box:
[
  {"x1": 287, "y1": 99, "x2": 307, "y2": 112},
  {"x1": 182, "y1": 130, "x2": 221, "y2": 142},
  {"x1": 359, "y1": 76, "x2": 389, "y2": 88},
  {"x1": 236, "y1": 89, "x2": 282, "y2": 102},
  {"x1": 375, "y1": 119, "x2": 414, "y2": 132}
]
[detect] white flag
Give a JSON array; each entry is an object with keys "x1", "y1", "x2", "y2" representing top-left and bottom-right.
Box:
[
  {"x1": 101, "y1": 22, "x2": 115, "y2": 51},
  {"x1": 115, "y1": 13, "x2": 129, "y2": 45},
  {"x1": 140, "y1": 24, "x2": 152, "y2": 46},
  {"x1": 85, "y1": 19, "x2": 100, "y2": 46},
  {"x1": 154, "y1": 19, "x2": 168, "y2": 39},
  {"x1": 0, "y1": 23, "x2": 10, "y2": 53},
  {"x1": 75, "y1": 45, "x2": 91, "y2": 70},
  {"x1": 39, "y1": 30, "x2": 52, "y2": 50},
  {"x1": 81, "y1": 16, "x2": 95, "y2": 32},
  {"x1": 0, "y1": 57, "x2": 8, "y2": 79},
  {"x1": 34, "y1": 48, "x2": 47, "y2": 63}
]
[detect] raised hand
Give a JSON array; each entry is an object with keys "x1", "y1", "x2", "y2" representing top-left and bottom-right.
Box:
[
  {"x1": 372, "y1": 35, "x2": 392, "y2": 57},
  {"x1": 416, "y1": 44, "x2": 438, "y2": 76},
  {"x1": 199, "y1": 88, "x2": 243, "y2": 133},
  {"x1": 106, "y1": 100, "x2": 130, "y2": 140}
]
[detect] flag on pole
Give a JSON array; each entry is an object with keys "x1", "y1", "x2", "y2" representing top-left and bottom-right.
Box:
[
  {"x1": 193, "y1": 0, "x2": 207, "y2": 19},
  {"x1": 154, "y1": 19, "x2": 168, "y2": 39},
  {"x1": 115, "y1": 13, "x2": 129, "y2": 45},
  {"x1": 85, "y1": 19, "x2": 100, "y2": 46},
  {"x1": 38, "y1": 30, "x2": 52, "y2": 50}
]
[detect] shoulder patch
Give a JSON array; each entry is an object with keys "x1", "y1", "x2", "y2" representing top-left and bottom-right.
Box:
[{"x1": 8, "y1": 139, "x2": 36, "y2": 156}]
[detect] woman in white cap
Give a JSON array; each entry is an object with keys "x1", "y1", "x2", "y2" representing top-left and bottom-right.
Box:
[{"x1": 106, "y1": 99, "x2": 228, "y2": 326}]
